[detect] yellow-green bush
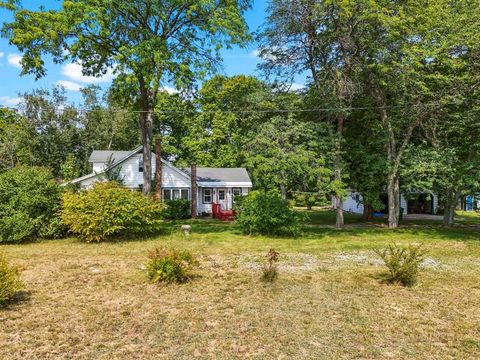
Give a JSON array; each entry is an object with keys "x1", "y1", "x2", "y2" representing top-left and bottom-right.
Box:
[
  {"x1": 0, "y1": 253, "x2": 22, "y2": 307},
  {"x1": 146, "y1": 247, "x2": 197, "y2": 283},
  {"x1": 375, "y1": 243, "x2": 428, "y2": 286},
  {"x1": 61, "y1": 182, "x2": 163, "y2": 242}
]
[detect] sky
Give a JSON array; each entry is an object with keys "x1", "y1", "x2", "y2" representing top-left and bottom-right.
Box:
[{"x1": 0, "y1": 0, "x2": 304, "y2": 107}]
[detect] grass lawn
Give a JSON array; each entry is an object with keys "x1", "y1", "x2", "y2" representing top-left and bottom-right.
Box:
[{"x1": 1, "y1": 210, "x2": 480, "y2": 359}]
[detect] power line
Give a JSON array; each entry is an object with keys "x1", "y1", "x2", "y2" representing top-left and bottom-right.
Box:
[{"x1": 0, "y1": 102, "x2": 444, "y2": 115}]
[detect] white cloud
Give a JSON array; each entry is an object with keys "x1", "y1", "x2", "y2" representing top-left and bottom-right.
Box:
[
  {"x1": 250, "y1": 49, "x2": 261, "y2": 58},
  {"x1": 0, "y1": 52, "x2": 4, "y2": 58},
  {"x1": 0, "y1": 96, "x2": 22, "y2": 106},
  {"x1": 60, "y1": 62, "x2": 115, "y2": 84},
  {"x1": 57, "y1": 80, "x2": 83, "y2": 92},
  {"x1": 289, "y1": 83, "x2": 306, "y2": 91},
  {"x1": 161, "y1": 86, "x2": 178, "y2": 94},
  {"x1": 7, "y1": 54, "x2": 22, "y2": 69}
]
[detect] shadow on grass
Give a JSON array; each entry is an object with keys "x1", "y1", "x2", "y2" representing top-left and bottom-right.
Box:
[
  {"x1": 302, "y1": 222, "x2": 480, "y2": 242},
  {"x1": 1, "y1": 290, "x2": 32, "y2": 310}
]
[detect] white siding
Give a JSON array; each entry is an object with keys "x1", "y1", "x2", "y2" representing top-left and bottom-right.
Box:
[
  {"x1": 332, "y1": 192, "x2": 364, "y2": 214},
  {"x1": 196, "y1": 186, "x2": 250, "y2": 214},
  {"x1": 80, "y1": 158, "x2": 190, "y2": 189},
  {"x1": 92, "y1": 162, "x2": 106, "y2": 172}
]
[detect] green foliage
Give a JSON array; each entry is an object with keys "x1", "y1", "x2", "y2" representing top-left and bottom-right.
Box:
[
  {"x1": 162, "y1": 199, "x2": 191, "y2": 220},
  {"x1": 146, "y1": 247, "x2": 197, "y2": 284},
  {"x1": 262, "y1": 248, "x2": 279, "y2": 282},
  {"x1": 0, "y1": 252, "x2": 22, "y2": 307},
  {"x1": 0, "y1": 166, "x2": 64, "y2": 243},
  {"x1": 101, "y1": 154, "x2": 124, "y2": 184},
  {"x1": 375, "y1": 243, "x2": 428, "y2": 287},
  {"x1": 236, "y1": 190, "x2": 307, "y2": 236},
  {"x1": 61, "y1": 182, "x2": 163, "y2": 242},
  {"x1": 293, "y1": 192, "x2": 323, "y2": 210}
]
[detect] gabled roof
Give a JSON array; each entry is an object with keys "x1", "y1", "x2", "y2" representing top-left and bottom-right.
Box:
[
  {"x1": 65, "y1": 146, "x2": 252, "y2": 187},
  {"x1": 88, "y1": 150, "x2": 134, "y2": 163},
  {"x1": 183, "y1": 167, "x2": 252, "y2": 184}
]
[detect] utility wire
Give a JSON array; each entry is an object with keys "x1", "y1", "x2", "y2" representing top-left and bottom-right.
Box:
[{"x1": 0, "y1": 102, "x2": 446, "y2": 115}]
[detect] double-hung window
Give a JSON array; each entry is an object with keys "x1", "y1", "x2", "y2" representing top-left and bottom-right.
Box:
[
  {"x1": 138, "y1": 155, "x2": 144, "y2": 173},
  {"x1": 163, "y1": 188, "x2": 189, "y2": 201},
  {"x1": 232, "y1": 188, "x2": 242, "y2": 202},
  {"x1": 203, "y1": 188, "x2": 213, "y2": 204}
]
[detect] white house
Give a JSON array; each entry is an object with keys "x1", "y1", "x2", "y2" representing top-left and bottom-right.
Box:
[
  {"x1": 67, "y1": 146, "x2": 253, "y2": 215},
  {"x1": 333, "y1": 190, "x2": 439, "y2": 216}
]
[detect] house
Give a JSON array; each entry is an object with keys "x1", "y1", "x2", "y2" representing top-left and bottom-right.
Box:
[
  {"x1": 67, "y1": 146, "x2": 253, "y2": 215},
  {"x1": 333, "y1": 190, "x2": 439, "y2": 216}
]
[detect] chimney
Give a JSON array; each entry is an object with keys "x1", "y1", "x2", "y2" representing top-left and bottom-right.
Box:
[
  {"x1": 155, "y1": 136, "x2": 162, "y2": 201},
  {"x1": 191, "y1": 164, "x2": 197, "y2": 218}
]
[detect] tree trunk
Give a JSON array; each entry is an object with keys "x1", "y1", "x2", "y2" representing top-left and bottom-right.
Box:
[
  {"x1": 139, "y1": 108, "x2": 153, "y2": 195},
  {"x1": 387, "y1": 172, "x2": 400, "y2": 228},
  {"x1": 443, "y1": 188, "x2": 461, "y2": 227},
  {"x1": 155, "y1": 136, "x2": 162, "y2": 201},
  {"x1": 334, "y1": 114, "x2": 345, "y2": 228},
  {"x1": 280, "y1": 184, "x2": 287, "y2": 199},
  {"x1": 363, "y1": 203, "x2": 373, "y2": 221}
]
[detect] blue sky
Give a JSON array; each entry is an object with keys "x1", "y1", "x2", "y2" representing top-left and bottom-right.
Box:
[{"x1": 0, "y1": 0, "x2": 303, "y2": 107}]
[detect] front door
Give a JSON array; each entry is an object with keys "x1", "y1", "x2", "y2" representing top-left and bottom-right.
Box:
[{"x1": 217, "y1": 188, "x2": 228, "y2": 210}]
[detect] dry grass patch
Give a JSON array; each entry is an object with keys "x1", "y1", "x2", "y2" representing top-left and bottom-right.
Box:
[{"x1": 1, "y1": 217, "x2": 480, "y2": 359}]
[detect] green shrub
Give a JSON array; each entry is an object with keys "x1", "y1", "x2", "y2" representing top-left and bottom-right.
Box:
[
  {"x1": 146, "y1": 247, "x2": 197, "y2": 283},
  {"x1": 236, "y1": 190, "x2": 307, "y2": 236},
  {"x1": 162, "y1": 199, "x2": 191, "y2": 220},
  {"x1": 0, "y1": 253, "x2": 22, "y2": 307},
  {"x1": 0, "y1": 166, "x2": 64, "y2": 243},
  {"x1": 61, "y1": 181, "x2": 163, "y2": 242},
  {"x1": 375, "y1": 243, "x2": 428, "y2": 286},
  {"x1": 294, "y1": 192, "x2": 321, "y2": 210},
  {"x1": 262, "y1": 248, "x2": 279, "y2": 282}
]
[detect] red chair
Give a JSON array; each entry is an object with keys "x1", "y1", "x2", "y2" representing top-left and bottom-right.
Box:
[{"x1": 212, "y1": 203, "x2": 236, "y2": 221}]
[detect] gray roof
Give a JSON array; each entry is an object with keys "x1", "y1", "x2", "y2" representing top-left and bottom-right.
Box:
[
  {"x1": 184, "y1": 167, "x2": 252, "y2": 183},
  {"x1": 88, "y1": 150, "x2": 135, "y2": 163}
]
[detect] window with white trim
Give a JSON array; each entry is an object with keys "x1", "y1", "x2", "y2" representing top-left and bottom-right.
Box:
[
  {"x1": 203, "y1": 188, "x2": 213, "y2": 204},
  {"x1": 232, "y1": 187, "x2": 242, "y2": 199},
  {"x1": 163, "y1": 188, "x2": 189, "y2": 201},
  {"x1": 138, "y1": 155, "x2": 144, "y2": 172},
  {"x1": 218, "y1": 189, "x2": 226, "y2": 201}
]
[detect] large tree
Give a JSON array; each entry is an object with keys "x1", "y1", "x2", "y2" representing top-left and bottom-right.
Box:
[
  {"x1": 258, "y1": 0, "x2": 373, "y2": 228},
  {"x1": 2, "y1": 0, "x2": 251, "y2": 194}
]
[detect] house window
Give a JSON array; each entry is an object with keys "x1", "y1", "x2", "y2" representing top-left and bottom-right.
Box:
[
  {"x1": 203, "y1": 188, "x2": 213, "y2": 204},
  {"x1": 163, "y1": 189, "x2": 172, "y2": 201},
  {"x1": 139, "y1": 155, "x2": 144, "y2": 173},
  {"x1": 232, "y1": 188, "x2": 242, "y2": 200},
  {"x1": 163, "y1": 188, "x2": 189, "y2": 201},
  {"x1": 218, "y1": 189, "x2": 226, "y2": 201}
]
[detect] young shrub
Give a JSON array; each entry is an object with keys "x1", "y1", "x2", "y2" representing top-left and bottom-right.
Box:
[
  {"x1": 375, "y1": 243, "x2": 428, "y2": 286},
  {"x1": 61, "y1": 181, "x2": 163, "y2": 242},
  {"x1": 0, "y1": 166, "x2": 64, "y2": 243},
  {"x1": 0, "y1": 252, "x2": 22, "y2": 307},
  {"x1": 262, "y1": 248, "x2": 279, "y2": 282},
  {"x1": 162, "y1": 199, "x2": 191, "y2": 220},
  {"x1": 146, "y1": 247, "x2": 197, "y2": 283},
  {"x1": 235, "y1": 190, "x2": 307, "y2": 236}
]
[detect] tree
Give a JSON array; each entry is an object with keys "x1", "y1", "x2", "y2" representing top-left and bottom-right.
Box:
[
  {"x1": 362, "y1": 0, "x2": 480, "y2": 228},
  {"x1": 258, "y1": 0, "x2": 371, "y2": 228},
  {"x1": 2, "y1": 0, "x2": 251, "y2": 194}
]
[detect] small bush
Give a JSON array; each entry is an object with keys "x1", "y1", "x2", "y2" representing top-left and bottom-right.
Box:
[
  {"x1": 375, "y1": 243, "x2": 428, "y2": 286},
  {"x1": 0, "y1": 253, "x2": 22, "y2": 307},
  {"x1": 146, "y1": 247, "x2": 197, "y2": 283},
  {"x1": 0, "y1": 166, "x2": 64, "y2": 243},
  {"x1": 262, "y1": 248, "x2": 279, "y2": 282},
  {"x1": 162, "y1": 199, "x2": 191, "y2": 220},
  {"x1": 61, "y1": 181, "x2": 163, "y2": 242},
  {"x1": 236, "y1": 190, "x2": 307, "y2": 236}
]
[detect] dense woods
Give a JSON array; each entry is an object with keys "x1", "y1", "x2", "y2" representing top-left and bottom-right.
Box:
[{"x1": 0, "y1": 0, "x2": 479, "y2": 228}]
